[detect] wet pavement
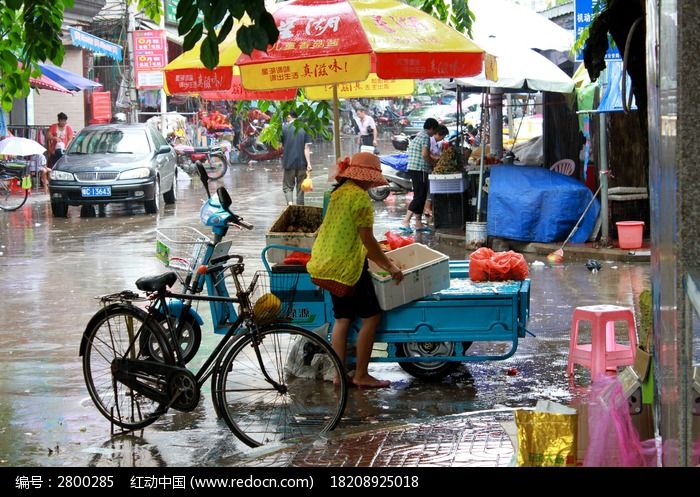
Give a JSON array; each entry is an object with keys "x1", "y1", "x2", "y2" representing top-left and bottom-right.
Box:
[{"x1": 0, "y1": 137, "x2": 650, "y2": 467}]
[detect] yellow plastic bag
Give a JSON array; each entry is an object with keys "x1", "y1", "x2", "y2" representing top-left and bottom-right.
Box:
[
  {"x1": 515, "y1": 403, "x2": 577, "y2": 467},
  {"x1": 21, "y1": 175, "x2": 32, "y2": 190},
  {"x1": 301, "y1": 176, "x2": 314, "y2": 192}
]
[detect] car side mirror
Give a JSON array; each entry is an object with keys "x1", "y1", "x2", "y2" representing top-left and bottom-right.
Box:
[{"x1": 156, "y1": 144, "x2": 171, "y2": 155}]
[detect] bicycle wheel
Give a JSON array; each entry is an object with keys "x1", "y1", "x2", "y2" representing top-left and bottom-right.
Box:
[
  {"x1": 206, "y1": 153, "x2": 227, "y2": 180},
  {"x1": 82, "y1": 304, "x2": 174, "y2": 430},
  {"x1": 215, "y1": 324, "x2": 347, "y2": 447},
  {"x1": 140, "y1": 311, "x2": 201, "y2": 364},
  {"x1": 0, "y1": 177, "x2": 29, "y2": 211}
]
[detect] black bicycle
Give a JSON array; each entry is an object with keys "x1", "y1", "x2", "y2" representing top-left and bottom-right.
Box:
[
  {"x1": 80, "y1": 189, "x2": 348, "y2": 447},
  {"x1": 0, "y1": 160, "x2": 30, "y2": 211}
]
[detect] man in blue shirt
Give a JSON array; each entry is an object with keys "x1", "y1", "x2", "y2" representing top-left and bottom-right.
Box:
[
  {"x1": 401, "y1": 118, "x2": 439, "y2": 231},
  {"x1": 281, "y1": 111, "x2": 313, "y2": 205}
]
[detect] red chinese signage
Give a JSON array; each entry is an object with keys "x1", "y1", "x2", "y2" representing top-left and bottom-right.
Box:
[
  {"x1": 91, "y1": 91, "x2": 112, "y2": 124},
  {"x1": 133, "y1": 29, "x2": 167, "y2": 89}
]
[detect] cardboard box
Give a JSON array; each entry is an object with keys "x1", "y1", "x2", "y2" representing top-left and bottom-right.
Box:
[
  {"x1": 265, "y1": 205, "x2": 322, "y2": 263},
  {"x1": 368, "y1": 243, "x2": 450, "y2": 311}
]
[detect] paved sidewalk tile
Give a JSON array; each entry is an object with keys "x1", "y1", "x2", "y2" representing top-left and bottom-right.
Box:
[{"x1": 237, "y1": 411, "x2": 516, "y2": 467}]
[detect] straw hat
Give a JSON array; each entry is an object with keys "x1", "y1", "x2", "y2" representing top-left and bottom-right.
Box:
[{"x1": 336, "y1": 152, "x2": 388, "y2": 188}]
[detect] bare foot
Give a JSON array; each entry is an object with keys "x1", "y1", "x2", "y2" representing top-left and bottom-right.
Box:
[{"x1": 352, "y1": 374, "x2": 391, "y2": 389}]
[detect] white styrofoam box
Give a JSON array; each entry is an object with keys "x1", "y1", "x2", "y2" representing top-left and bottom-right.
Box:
[
  {"x1": 265, "y1": 205, "x2": 322, "y2": 263},
  {"x1": 368, "y1": 243, "x2": 450, "y2": 311}
]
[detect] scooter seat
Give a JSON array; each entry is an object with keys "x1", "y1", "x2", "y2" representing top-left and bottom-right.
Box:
[{"x1": 192, "y1": 146, "x2": 211, "y2": 153}]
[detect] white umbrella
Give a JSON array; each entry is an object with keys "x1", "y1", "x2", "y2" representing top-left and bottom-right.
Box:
[
  {"x1": 0, "y1": 136, "x2": 47, "y2": 157},
  {"x1": 453, "y1": 39, "x2": 575, "y2": 93},
  {"x1": 469, "y1": 0, "x2": 574, "y2": 52}
]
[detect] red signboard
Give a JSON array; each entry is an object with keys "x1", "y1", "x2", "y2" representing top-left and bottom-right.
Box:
[
  {"x1": 133, "y1": 29, "x2": 167, "y2": 89},
  {"x1": 91, "y1": 91, "x2": 112, "y2": 124}
]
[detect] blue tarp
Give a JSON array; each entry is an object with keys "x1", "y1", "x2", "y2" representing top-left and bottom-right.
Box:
[
  {"x1": 380, "y1": 153, "x2": 408, "y2": 171},
  {"x1": 487, "y1": 165, "x2": 600, "y2": 243},
  {"x1": 39, "y1": 63, "x2": 102, "y2": 92}
]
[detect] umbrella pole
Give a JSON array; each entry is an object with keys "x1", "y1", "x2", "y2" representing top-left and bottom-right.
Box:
[
  {"x1": 332, "y1": 85, "x2": 341, "y2": 162},
  {"x1": 476, "y1": 92, "x2": 488, "y2": 222}
]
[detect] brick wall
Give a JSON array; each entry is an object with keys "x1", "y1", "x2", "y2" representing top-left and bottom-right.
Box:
[{"x1": 32, "y1": 48, "x2": 86, "y2": 133}]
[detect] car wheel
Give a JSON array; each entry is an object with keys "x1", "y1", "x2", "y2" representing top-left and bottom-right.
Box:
[
  {"x1": 51, "y1": 199, "x2": 68, "y2": 217},
  {"x1": 144, "y1": 179, "x2": 160, "y2": 214},
  {"x1": 163, "y1": 171, "x2": 177, "y2": 204}
]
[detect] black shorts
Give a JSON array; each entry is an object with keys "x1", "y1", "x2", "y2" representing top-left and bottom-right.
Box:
[{"x1": 331, "y1": 263, "x2": 381, "y2": 320}]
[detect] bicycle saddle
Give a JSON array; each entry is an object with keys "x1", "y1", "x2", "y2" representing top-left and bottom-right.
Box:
[{"x1": 135, "y1": 272, "x2": 178, "y2": 292}]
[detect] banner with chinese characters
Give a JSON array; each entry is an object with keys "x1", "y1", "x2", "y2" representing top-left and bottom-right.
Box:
[
  {"x1": 305, "y1": 73, "x2": 413, "y2": 100},
  {"x1": 133, "y1": 30, "x2": 167, "y2": 89}
]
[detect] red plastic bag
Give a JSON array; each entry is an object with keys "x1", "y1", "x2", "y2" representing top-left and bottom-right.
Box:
[
  {"x1": 493, "y1": 250, "x2": 529, "y2": 280},
  {"x1": 283, "y1": 251, "x2": 311, "y2": 266},
  {"x1": 384, "y1": 231, "x2": 414, "y2": 250},
  {"x1": 469, "y1": 248, "x2": 529, "y2": 282}
]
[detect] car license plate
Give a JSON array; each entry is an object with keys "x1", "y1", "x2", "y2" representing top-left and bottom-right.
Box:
[{"x1": 81, "y1": 186, "x2": 111, "y2": 197}]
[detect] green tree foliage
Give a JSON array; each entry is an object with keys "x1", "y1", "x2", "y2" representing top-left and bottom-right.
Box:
[{"x1": 0, "y1": 0, "x2": 74, "y2": 112}]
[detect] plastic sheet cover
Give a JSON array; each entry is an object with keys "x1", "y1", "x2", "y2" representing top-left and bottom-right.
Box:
[{"x1": 487, "y1": 165, "x2": 600, "y2": 243}]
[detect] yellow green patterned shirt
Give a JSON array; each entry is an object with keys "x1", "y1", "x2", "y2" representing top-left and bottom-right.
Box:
[{"x1": 307, "y1": 180, "x2": 373, "y2": 286}]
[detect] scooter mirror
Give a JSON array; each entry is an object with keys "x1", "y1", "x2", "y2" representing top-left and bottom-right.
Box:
[
  {"x1": 216, "y1": 186, "x2": 233, "y2": 213},
  {"x1": 196, "y1": 161, "x2": 210, "y2": 198}
]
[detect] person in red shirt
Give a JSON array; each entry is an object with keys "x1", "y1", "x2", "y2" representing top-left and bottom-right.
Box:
[{"x1": 47, "y1": 112, "x2": 74, "y2": 166}]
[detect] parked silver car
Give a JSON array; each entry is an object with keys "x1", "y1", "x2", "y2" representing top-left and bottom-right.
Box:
[
  {"x1": 49, "y1": 123, "x2": 177, "y2": 217},
  {"x1": 403, "y1": 104, "x2": 459, "y2": 135}
]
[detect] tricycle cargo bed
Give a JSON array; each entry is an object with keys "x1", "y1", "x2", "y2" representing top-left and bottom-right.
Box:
[{"x1": 263, "y1": 248, "x2": 531, "y2": 372}]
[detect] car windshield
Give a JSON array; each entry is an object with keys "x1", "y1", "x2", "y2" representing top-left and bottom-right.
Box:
[
  {"x1": 67, "y1": 128, "x2": 150, "y2": 155},
  {"x1": 409, "y1": 106, "x2": 454, "y2": 120}
]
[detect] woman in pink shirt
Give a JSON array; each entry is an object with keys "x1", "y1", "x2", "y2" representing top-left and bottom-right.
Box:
[{"x1": 48, "y1": 112, "x2": 74, "y2": 166}]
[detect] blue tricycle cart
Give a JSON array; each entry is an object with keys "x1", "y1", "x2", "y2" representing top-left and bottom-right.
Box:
[{"x1": 263, "y1": 244, "x2": 531, "y2": 380}]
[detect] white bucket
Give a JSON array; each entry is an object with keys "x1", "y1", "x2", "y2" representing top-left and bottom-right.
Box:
[{"x1": 465, "y1": 222, "x2": 487, "y2": 248}]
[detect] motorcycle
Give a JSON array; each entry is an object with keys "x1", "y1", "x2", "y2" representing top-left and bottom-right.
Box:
[
  {"x1": 376, "y1": 108, "x2": 409, "y2": 134},
  {"x1": 236, "y1": 119, "x2": 282, "y2": 163},
  {"x1": 368, "y1": 131, "x2": 470, "y2": 201},
  {"x1": 169, "y1": 138, "x2": 229, "y2": 180},
  {"x1": 368, "y1": 153, "x2": 412, "y2": 201}
]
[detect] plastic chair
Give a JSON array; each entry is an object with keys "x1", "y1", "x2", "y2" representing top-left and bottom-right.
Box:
[
  {"x1": 550, "y1": 159, "x2": 575, "y2": 176},
  {"x1": 567, "y1": 305, "x2": 637, "y2": 381}
]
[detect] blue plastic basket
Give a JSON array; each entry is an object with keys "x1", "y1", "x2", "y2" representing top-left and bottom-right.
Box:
[{"x1": 429, "y1": 173, "x2": 465, "y2": 194}]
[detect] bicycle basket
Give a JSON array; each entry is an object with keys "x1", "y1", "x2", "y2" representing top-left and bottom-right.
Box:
[
  {"x1": 249, "y1": 270, "x2": 300, "y2": 326},
  {"x1": 155, "y1": 227, "x2": 211, "y2": 276}
]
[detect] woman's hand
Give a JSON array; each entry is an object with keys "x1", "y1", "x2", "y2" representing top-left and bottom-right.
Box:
[{"x1": 389, "y1": 264, "x2": 403, "y2": 283}]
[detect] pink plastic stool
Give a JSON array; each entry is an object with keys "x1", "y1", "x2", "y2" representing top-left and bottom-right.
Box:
[{"x1": 567, "y1": 305, "x2": 637, "y2": 381}]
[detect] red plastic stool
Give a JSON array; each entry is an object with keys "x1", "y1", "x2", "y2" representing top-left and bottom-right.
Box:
[{"x1": 567, "y1": 305, "x2": 637, "y2": 381}]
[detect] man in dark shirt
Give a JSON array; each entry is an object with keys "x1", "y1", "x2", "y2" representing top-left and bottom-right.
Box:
[{"x1": 281, "y1": 111, "x2": 313, "y2": 205}]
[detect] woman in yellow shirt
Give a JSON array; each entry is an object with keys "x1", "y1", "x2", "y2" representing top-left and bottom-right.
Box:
[{"x1": 307, "y1": 152, "x2": 403, "y2": 388}]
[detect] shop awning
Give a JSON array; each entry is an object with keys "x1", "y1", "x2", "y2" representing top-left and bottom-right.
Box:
[
  {"x1": 69, "y1": 28, "x2": 123, "y2": 62},
  {"x1": 38, "y1": 63, "x2": 102, "y2": 92}
]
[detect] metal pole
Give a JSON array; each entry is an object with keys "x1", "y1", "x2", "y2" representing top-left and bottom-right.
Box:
[
  {"x1": 598, "y1": 112, "x2": 609, "y2": 246},
  {"x1": 126, "y1": 2, "x2": 139, "y2": 123},
  {"x1": 489, "y1": 88, "x2": 503, "y2": 159},
  {"x1": 159, "y1": 0, "x2": 168, "y2": 136},
  {"x1": 332, "y1": 84, "x2": 341, "y2": 162},
  {"x1": 476, "y1": 92, "x2": 488, "y2": 222}
]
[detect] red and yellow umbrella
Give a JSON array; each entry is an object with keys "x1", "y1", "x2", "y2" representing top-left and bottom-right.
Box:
[
  {"x1": 236, "y1": 0, "x2": 484, "y2": 157},
  {"x1": 237, "y1": 0, "x2": 483, "y2": 89},
  {"x1": 163, "y1": 26, "x2": 296, "y2": 101}
]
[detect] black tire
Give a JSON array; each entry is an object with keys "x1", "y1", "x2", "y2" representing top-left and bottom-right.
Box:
[
  {"x1": 144, "y1": 179, "x2": 160, "y2": 214},
  {"x1": 205, "y1": 153, "x2": 228, "y2": 180},
  {"x1": 368, "y1": 186, "x2": 390, "y2": 201},
  {"x1": 237, "y1": 148, "x2": 251, "y2": 164},
  {"x1": 140, "y1": 311, "x2": 201, "y2": 364},
  {"x1": 50, "y1": 199, "x2": 68, "y2": 217},
  {"x1": 82, "y1": 304, "x2": 173, "y2": 430},
  {"x1": 395, "y1": 341, "x2": 472, "y2": 381},
  {"x1": 215, "y1": 324, "x2": 347, "y2": 447},
  {"x1": 163, "y1": 171, "x2": 177, "y2": 204},
  {"x1": 0, "y1": 178, "x2": 29, "y2": 211}
]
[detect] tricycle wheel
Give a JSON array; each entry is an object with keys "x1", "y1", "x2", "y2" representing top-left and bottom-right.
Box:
[{"x1": 396, "y1": 341, "x2": 472, "y2": 381}]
